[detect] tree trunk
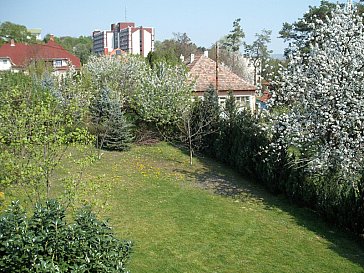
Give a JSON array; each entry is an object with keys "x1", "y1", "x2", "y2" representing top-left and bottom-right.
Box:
[{"x1": 188, "y1": 119, "x2": 193, "y2": 165}]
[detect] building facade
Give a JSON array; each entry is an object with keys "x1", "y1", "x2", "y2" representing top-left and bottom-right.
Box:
[
  {"x1": 92, "y1": 30, "x2": 114, "y2": 55},
  {"x1": 93, "y1": 22, "x2": 154, "y2": 57}
]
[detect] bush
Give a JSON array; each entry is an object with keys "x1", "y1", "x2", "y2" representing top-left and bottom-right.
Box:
[{"x1": 0, "y1": 200, "x2": 132, "y2": 272}]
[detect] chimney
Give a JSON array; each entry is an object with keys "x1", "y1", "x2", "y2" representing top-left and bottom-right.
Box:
[
  {"x1": 180, "y1": 54, "x2": 185, "y2": 62},
  {"x1": 10, "y1": 39, "x2": 15, "y2": 46},
  {"x1": 204, "y1": 50, "x2": 208, "y2": 58},
  {"x1": 190, "y1": 53, "x2": 195, "y2": 64},
  {"x1": 50, "y1": 34, "x2": 54, "y2": 41}
]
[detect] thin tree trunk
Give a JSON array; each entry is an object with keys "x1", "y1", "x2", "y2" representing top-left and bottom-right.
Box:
[{"x1": 188, "y1": 118, "x2": 193, "y2": 165}]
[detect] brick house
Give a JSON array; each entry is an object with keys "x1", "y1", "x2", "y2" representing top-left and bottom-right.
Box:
[
  {"x1": 0, "y1": 35, "x2": 81, "y2": 74},
  {"x1": 185, "y1": 52, "x2": 256, "y2": 113}
]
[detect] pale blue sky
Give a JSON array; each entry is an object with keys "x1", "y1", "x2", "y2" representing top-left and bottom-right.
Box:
[{"x1": 1, "y1": 0, "x2": 350, "y2": 54}]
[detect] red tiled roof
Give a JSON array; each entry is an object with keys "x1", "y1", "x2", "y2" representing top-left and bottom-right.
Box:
[
  {"x1": 0, "y1": 40, "x2": 81, "y2": 69},
  {"x1": 187, "y1": 54, "x2": 255, "y2": 92}
]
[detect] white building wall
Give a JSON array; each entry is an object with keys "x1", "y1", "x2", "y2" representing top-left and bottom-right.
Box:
[
  {"x1": 143, "y1": 30, "x2": 152, "y2": 57},
  {"x1": 106, "y1": 32, "x2": 114, "y2": 53},
  {"x1": 131, "y1": 30, "x2": 140, "y2": 55},
  {"x1": 0, "y1": 58, "x2": 12, "y2": 71}
]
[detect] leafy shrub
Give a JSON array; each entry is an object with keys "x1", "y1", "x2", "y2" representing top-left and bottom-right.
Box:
[{"x1": 0, "y1": 200, "x2": 132, "y2": 272}]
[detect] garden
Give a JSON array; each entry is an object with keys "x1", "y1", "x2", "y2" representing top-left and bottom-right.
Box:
[{"x1": 1, "y1": 4, "x2": 364, "y2": 272}]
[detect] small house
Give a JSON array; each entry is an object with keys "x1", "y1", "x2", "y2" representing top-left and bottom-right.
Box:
[
  {"x1": 185, "y1": 52, "x2": 256, "y2": 113},
  {"x1": 0, "y1": 35, "x2": 81, "y2": 74}
]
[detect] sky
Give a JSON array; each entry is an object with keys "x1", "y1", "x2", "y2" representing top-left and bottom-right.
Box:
[{"x1": 1, "y1": 0, "x2": 350, "y2": 54}]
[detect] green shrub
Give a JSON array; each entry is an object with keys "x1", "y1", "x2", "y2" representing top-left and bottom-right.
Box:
[{"x1": 0, "y1": 200, "x2": 132, "y2": 272}]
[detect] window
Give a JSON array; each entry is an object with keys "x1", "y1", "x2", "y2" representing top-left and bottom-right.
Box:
[
  {"x1": 2, "y1": 59, "x2": 7, "y2": 64},
  {"x1": 54, "y1": 60, "x2": 63, "y2": 67},
  {"x1": 218, "y1": 96, "x2": 227, "y2": 108},
  {"x1": 236, "y1": 96, "x2": 251, "y2": 108}
]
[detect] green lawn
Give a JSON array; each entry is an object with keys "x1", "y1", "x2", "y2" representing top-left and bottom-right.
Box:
[{"x1": 6, "y1": 142, "x2": 364, "y2": 272}]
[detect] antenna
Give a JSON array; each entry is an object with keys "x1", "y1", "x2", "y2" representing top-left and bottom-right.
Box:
[
  {"x1": 124, "y1": 0, "x2": 127, "y2": 21},
  {"x1": 215, "y1": 42, "x2": 219, "y2": 92}
]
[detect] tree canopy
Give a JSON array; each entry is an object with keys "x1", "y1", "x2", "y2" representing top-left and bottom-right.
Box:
[
  {"x1": 279, "y1": 0, "x2": 364, "y2": 55},
  {"x1": 270, "y1": 4, "x2": 364, "y2": 188},
  {"x1": 0, "y1": 21, "x2": 36, "y2": 45}
]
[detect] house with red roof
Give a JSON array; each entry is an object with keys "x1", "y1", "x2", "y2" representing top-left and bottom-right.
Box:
[
  {"x1": 185, "y1": 52, "x2": 256, "y2": 113},
  {"x1": 0, "y1": 35, "x2": 81, "y2": 74}
]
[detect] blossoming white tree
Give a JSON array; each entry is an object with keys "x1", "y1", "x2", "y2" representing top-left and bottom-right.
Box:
[
  {"x1": 132, "y1": 62, "x2": 194, "y2": 126},
  {"x1": 268, "y1": 4, "x2": 364, "y2": 188}
]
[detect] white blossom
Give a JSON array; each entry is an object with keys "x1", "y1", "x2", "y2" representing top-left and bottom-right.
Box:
[{"x1": 267, "y1": 5, "x2": 364, "y2": 188}]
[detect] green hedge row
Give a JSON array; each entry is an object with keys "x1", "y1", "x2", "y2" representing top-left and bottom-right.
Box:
[{"x1": 205, "y1": 110, "x2": 364, "y2": 235}]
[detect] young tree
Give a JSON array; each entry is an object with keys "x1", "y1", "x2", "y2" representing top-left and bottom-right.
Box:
[
  {"x1": 0, "y1": 70, "x2": 93, "y2": 202},
  {"x1": 269, "y1": 5, "x2": 364, "y2": 189},
  {"x1": 177, "y1": 86, "x2": 220, "y2": 165},
  {"x1": 89, "y1": 87, "x2": 134, "y2": 155}
]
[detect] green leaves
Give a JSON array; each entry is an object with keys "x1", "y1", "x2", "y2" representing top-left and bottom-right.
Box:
[
  {"x1": 0, "y1": 71, "x2": 93, "y2": 202},
  {"x1": 0, "y1": 200, "x2": 132, "y2": 273}
]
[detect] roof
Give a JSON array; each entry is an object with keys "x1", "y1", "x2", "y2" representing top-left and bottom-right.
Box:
[
  {"x1": 107, "y1": 48, "x2": 127, "y2": 57},
  {"x1": 257, "y1": 90, "x2": 272, "y2": 103},
  {"x1": 0, "y1": 39, "x2": 81, "y2": 69},
  {"x1": 186, "y1": 54, "x2": 256, "y2": 92}
]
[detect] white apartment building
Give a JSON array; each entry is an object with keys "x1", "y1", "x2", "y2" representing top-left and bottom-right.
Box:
[{"x1": 93, "y1": 22, "x2": 155, "y2": 57}]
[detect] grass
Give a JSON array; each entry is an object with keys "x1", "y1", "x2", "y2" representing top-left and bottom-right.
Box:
[{"x1": 5, "y1": 142, "x2": 364, "y2": 272}]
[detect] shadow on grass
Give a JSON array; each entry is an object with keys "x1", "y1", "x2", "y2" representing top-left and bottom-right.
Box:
[{"x1": 173, "y1": 155, "x2": 364, "y2": 270}]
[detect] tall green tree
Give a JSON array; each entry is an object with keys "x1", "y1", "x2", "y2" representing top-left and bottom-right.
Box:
[
  {"x1": 0, "y1": 21, "x2": 36, "y2": 45},
  {"x1": 153, "y1": 32, "x2": 200, "y2": 63},
  {"x1": 279, "y1": 1, "x2": 348, "y2": 55},
  {"x1": 223, "y1": 18, "x2": 245, "y2": 53},
  {"x1": 244, "y1": 29, "x2": 272, "y2": 85},
  {"x1": 222, "y1": 18, "x2": 245, "y2": 71}
]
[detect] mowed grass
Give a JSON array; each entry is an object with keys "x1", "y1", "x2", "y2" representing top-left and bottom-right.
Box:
[
  {"x1": 6, "y1": 142, "x2": 364, "y2": 272},
  {"x1": 72, "y1": 142, "x2": 364, "y2": 273}
]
